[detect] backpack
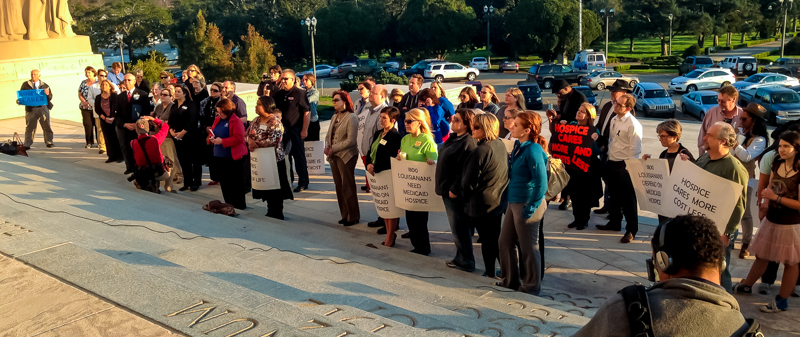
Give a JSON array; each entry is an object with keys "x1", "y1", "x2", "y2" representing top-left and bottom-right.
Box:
[
  {"x1": 544, "y1": 155, "x2": 570, "y2": 200},
  {"x1": 133, "y1": 137, "x2": 166, "y2": 193}
]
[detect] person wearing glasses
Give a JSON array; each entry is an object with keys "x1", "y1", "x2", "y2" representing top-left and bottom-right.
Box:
[
  {"x1": 366, "y1": 106, "x2": 403, "y2": 245},
  {"x1": 396, "y1": 108, "x2": 439, "y2": 255},
  {"x1": 698, "y1": 85, "x2": 742, "y2": 156},
  {"x1": 208, "y1": 98, "x2": 249, "y2": 209},
  {"x1": 78, "y1": 66, "x2": 104, "y2": 151},
  {"x1": 474, "y1": 84, "x2": 500, "y2": 115},
  {"x1": 220, "y1": 81, "x2": 247, "y2": 122},
  {"x1": 497, "y1": 88, "x2": 526, "y2": 139},
  {"x1": 95, "y1": 79, "x2": 122, "y2": 163},
  {"x1": 182, "y1": 64, "x2": 204, "y2": 85},
  {"x1": 642, "y1": 119, "x2": 695, "y2": 226},
  {"x1": 159, "y1": 71, "x2": 174, "y2": 87},
  {"x1": 150, "y1": 87, "x2": 180, "y2": 191},
  {"x1": 732, "y1": 104, "x2": 769, "y2": 259},
  {"x1": 273, "y1": 69, "x2": 312, "y2": 192},
  {"x1": 325, "y1": 91, "x2": 360, "y2": 226},
  {"x1": 457, "y1": 86, "x2": 480, "y2": 110},
  {"x1": 502, "y1": 108, "x2": 522, "y2": 141},
  {"x1": 115, "y1": 73, "x2": 152, "y2": 175},
  {"x1": 199, "y1": 82, "x2": 224, "y2": 172},
  {"x1": 248, "y1": 96, "x2": 293, "y2": 219},
  {"x1": 302, "y1": 74, "x2": 320, "y2": 141},
  {"x1": 169, "y1": 84, "x2": 202, "y2": 191},
  {"x1": 258, "y1": 65, "x2": 282, "y2": 97}
]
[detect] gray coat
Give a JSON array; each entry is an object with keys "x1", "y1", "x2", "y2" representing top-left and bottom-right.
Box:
[{"x1": 326, "y1": 111, "x2": 359, "y2": 165}]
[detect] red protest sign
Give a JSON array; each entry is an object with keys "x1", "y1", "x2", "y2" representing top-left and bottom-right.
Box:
[{"x1": 549, "y1": 124, "x2": 596, "y2": 173}]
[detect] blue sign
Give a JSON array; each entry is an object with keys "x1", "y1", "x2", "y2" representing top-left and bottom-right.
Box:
[{"x1": 17, "y1": 89, "x2": 47, "y2": 107}]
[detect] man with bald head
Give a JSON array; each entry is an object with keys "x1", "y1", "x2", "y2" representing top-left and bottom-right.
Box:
[
  {"x1": 17, "y1": 69, "x2": 55, "y2": 148},
  {"x1": 114, "y1": 73, "x2": 152, "y2": 175}
]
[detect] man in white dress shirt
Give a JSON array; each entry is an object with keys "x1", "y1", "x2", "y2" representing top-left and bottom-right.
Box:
[{"x1": 596, "y1": 94, "x2": 643, "y2": 243}]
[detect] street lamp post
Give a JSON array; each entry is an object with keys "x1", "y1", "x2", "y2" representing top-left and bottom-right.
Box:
[
  {"x1": 484, "y1": 5, "x2": 494, "y2": 64},
  {"x1": 301, "y1": 17, "x2": 318, "y2": 79},
  {"x1": 668, "y1": 14, "x2": 674, "y2": 56},
  {"x1": 600, "y1": 8, "x2": 614, "y2": 61},
  {"x1": 579, "y1": 0, "x2": 583, "y2": 51},
  {"x1": 115, "y1": 32, "x2": 125, "y2": 73},
  {"x1": 780, "y1": 0, "x2": 794, "y2": 58}
]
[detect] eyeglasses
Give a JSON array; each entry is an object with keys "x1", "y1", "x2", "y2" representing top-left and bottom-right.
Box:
[
  {"x1": 332, "y1": 99, "x2": 342, "y2": 102},
  {"x1": 160, "y1": 93, "x2": 170, "y2": 97},
  {"x1": 188, "y1": 70, "x2": 197, "y2": 73},
  {"x1": 210, "y1": 89, "x2": 220, "y2": 93},
  {"x1": 358, "y1": 87, "x2": 366, "y2": 91},
  {"x1": 280, "y1": 78, "x2": 291, "y2": 81},
  {"x1": 459, "y1": 95, "x2": 466, "y2": 99},
  {"x1": 740, "y1": 117, "x2": 751, "y2": 121},
  {"x1": 404, "y1": 119, "x2": 418, "y2": 125},
  {"x1": 98, "y1": 75, "x2": 106, "y2": 78},
  {"x1": 657, "y1": 134, "x2": 672, "y2": 139}
]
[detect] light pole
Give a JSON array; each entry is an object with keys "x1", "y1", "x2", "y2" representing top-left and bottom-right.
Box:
[
  {"x1": 579, "y1": 0, "x2": 583, "y2": 51},
  {"x1": 780, "y1": 0, "x2": 793, "y2": 58},
  {"x1": 115, "y1": 32, "x2": 125, "y2": 73},
  {"x1": 301, "y1": 17, "x2": 318, "y2": 79},
  {"x1": 668, "y1": 14, "x2": 674, "y2": 56},
  {"x1": 483, "y1": 5, "x2": 494, "y2": 64},
  {"x1": 599, "y1": 8, "x2": 614, "y2": 60}
]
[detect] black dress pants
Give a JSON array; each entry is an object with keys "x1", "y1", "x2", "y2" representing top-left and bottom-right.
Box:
[
  {"x1": 101, "y1": 119, "x2": 121, "y2": 161},
  {"x1": 283, "y1": 127, "x2": 309, "y2": 187},
  {"x1": 175, "y1": 137, "x2": 203, "y2": 188},
  {"x1": 115, "y1": 125, "x2": 137, "y2": 172},
  {"x1": 406, "y1": 210, "x2": 430, "y2": 254},
  {"x1": 212, "y1": 156, "x2": 246, "y2": 209},
  {"x1": 471, "y1": 213, "x2": 502, "y2": 276},
  {"x1": 605, "y1": 160, "x2": 638, "y2": 235},
  {"x1": 80, "y1": 109, "x2": 95, "y2": 145}
]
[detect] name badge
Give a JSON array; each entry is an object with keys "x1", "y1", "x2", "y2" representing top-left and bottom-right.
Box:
[
  {"x1": 288, "y1": 97, "x2": 294, "y2": 101},
  {"x1": 182, "y1": 106, "x2": 188, "y2": 110},
  {"x1": 379, "y1": 139, "x2": 387, "y2": 145},
  {"x1": 133, "y1": 94, "x2": 140, "y2": 100},
  {"x1": 259, "y1": 124, "x2": 268, "y2": 131},
  {"x1": 414, "y1": 141, "x2": 422, "y2": 147},
  {"x1": 224, "y1": 123, "x2": 228, "y2": 128}
]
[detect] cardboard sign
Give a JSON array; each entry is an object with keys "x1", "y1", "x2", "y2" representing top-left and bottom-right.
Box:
[
  {"x1": 625, "y1": 159, "x2": 671, "y2": 215},
  {"x1": 367, "y1": 170, "x2": 405, "y2": 218},
  {"x1": 549, "y1": 124, "x2": 596, "y2": 172},
  {"x1": 501, "y1": 139, "x2": 515, "y2": 154},
  {"x1": 390, "y1": 159, "x2": 445, "y2": 212},
  {"x1": 251, "y1": 147, "x2": 281, "y2": 190},
  {"x1": 17, "y1": 89, "x2": 47, "y2": 106},
  {"x1": 304, "y1": 141, "x2": 325, "y2": 175}
]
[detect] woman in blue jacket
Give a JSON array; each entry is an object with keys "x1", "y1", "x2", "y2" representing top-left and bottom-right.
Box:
[
  {"x1": 417, "y1": 88, "x2": 450, "y2": 144},
  {"x1": 498, "y1": 111, "x2": 549, "y2": 295}
]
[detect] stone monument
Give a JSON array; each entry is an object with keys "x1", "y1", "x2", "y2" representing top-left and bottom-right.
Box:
[{"x1": 0, "y1": 0, "x2": 103, "y2": 122}]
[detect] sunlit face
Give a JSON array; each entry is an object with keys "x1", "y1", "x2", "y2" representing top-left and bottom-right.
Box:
[
  {"x1": 270, "y1": 71, "x2": 281, "y2": 81},
  {"x1": 451, "y1": 113, "x2": 467, "y2": 134},
  {"x1": 718, "y1": 93, "x2": 736, "y2": 112},
  {"x1": 459, "y1": 92, "x2": 468, "y2": 103},
  {"x1": 174, "y1": 87, "x2": 185, "y2": 100},
  {"x1": 471, "y1": 121, "x2": 485, "y2": 140},
  {"x1": 392, "y1": 95, "x2": 403, "y2": 103},
  {"x1": 505, "y1": 91, "x2": 517, "y2": 106},
  {"x1": 369, "y1": 88, "x2": 385, "y2": 106},
  {"x1": 136, "y1": 74, "x2": 143, "y2": 83},
  {"x1": 216, "y1": 106, "x2": 228, "y2": 119},
  {"x1": 409, "y1": 78, "x2": 420, "y2": 93},
  {"x1": 123, "y1": 75, "x2": 136, "y2": 90},
  {"x1": 379, "y1": 112, "x2": 394, "y2": 129},
  {"x1": 101, "y1": 81, "x2": 112, "y2": 93},
  {"x1": 779, "y1": 139, "x2": 797, "y2": 160},
  {"x1": 503, "y1": 110, "x2": 515, "y2": 131},
  {"x1": 86, "y1": 70, "x2": 95, "y2": 79},
  {"x1": 610, "y1": 90, "x2": 625, "y2": 102},
  {"x1": 302, "y1": 78, "x2": 312, "y2": 88},
  {"x1": 358, "y1": 85, "x2": 370, "y2": 99},
  {"x1": 161, "y1": 73, "x2": 171, "y2": 85},
  {"x1": 221, "y1": 82, "x2": 234, "y2": 98},
  {"x1": 511, "y1": 117, "x2": 530, "y2": 139},
  {"x1": 480, "y1": 88, "x2": 492, "y2": 102},
  {"x1": 404, "y1": 118, "x2": 421, "y2": 134},
  {"x1": 209, "y1": 85, "x2": 221, "y2": 98},
  {"x1": 160, "y1": 90, "x2": 172, "y2": 104},
  {"x1": 332, "y1": 94, "x2": 344, "y2": 111},
  {"x1": 703, "y1": 125, "x2": 722, "y2": 151},
  {"x1": 613, "y1": 97, "x2": 629, "y2": 114},
  {"x1": 658, "y1": 131, "x2": 677, "y2": 148},
  {"x1": 430, "y1": 83, "x2": 441, "y2": 97},
  {"x1": 98, "y1": 71, "x2": 108, "y2": 81},
  {"x1": 576, "y1": 107, "x2": 587, "y2": 123},
  {"x1": 280, "y1": 73, "x2": 294, "y2": 90},
  {"x1": 31, "y1": 70, "x2": 40, "y2": 82}
]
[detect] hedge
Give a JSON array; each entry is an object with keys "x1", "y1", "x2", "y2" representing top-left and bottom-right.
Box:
[
  {"x1": 752, "y1": 51, "x2": 771, "y2": 58},
  {"x1": 614, "y1": 65, "x2": 631, "y2": 72},
  {"x1": 339, "y1": 70, "x2": 409, "y2": 91}
]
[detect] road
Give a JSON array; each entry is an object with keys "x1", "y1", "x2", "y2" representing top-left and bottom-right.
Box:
[{"x1": 710, "y1": 39, "x2": 783, "y2": 60}]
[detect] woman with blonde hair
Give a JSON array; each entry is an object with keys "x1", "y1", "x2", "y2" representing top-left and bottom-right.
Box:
[
  {"x1": 563, "y1": 103, "x2": 602, "y2": 230},
  {"x1": 396, "y1": 108, "x2": 438, "y2": 255},
  {"x1": 462, "y1": 112, "x2": 509, "y2": 277},
  {"x1": 430, "y1": 81, "x2": 455, "y2": 121},
  {"x1": 457, "y1": 86, "x2": 480, "y2": 110},
  {"x1": 498, "y1": 87, "x2": 526, "y2": 138}
]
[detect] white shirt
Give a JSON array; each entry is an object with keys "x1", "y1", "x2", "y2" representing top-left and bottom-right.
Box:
[
  {"x1": 608, "y1": 111, "x2": 642, "y2": 161},
  {"x1": 87, "y1": 82, "x2": 120, "y2": 106}
]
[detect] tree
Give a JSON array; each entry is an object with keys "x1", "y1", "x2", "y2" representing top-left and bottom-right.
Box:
[
  {"x1": 312, "y1": 2, "x2": 379, "y2": 62},
  {"x1": 71, "y1": 0, "x2": 172, "y2": 57},
  {"x1": 621, "y1": 0, "x2": 679, "y2": 55},
  {"x1": 233, "y1": 25, "x2": 277, "y2": 83},
  {"x1": 396, "y1": 0, "x2": 479, "y2": 59},
  {"x1": 178, "y1": 11, "x2": 234, "y2": 81},
  {"x1": 131, "y1": 51, "x2": 168, "y2": 84}
]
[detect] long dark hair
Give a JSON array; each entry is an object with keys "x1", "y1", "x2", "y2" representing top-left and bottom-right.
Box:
[
  {"x1": 772, "y1": 131, "x2": 800, "y2": 174},
  {"x1": 743, "y1": 110, "x2": 769, "y2": 149},
  {"x1": 257, "y1": 95, "x2": 280, "y2": 117},
  {"x1": 759, "y1": 121, "x2": 800, "y2": 160}
]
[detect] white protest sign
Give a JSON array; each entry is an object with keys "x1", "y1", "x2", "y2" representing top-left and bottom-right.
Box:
[
  {"x1": 304, "y1": 141, "x2": 325, "y2": 175},
  {"x1": 501, "y1": 139, "x2": 515, "y2": 154},
  {"x1": 390, "y1": 159, "x2": 445, "y2": 212},
  {"x1": 625, "y1": 159, "x2": 671, "y2": 215},
  {"x1": 251, "y1": 147, "x2": 281, "y2": 190},
  {"x1": 662, "y1": 159, "x2": 744, "y2": 233},
  {"x1": 367, "y1": 170, "x2": 405, "y2": 218}
]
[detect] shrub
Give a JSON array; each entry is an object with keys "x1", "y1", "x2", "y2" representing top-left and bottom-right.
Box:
[
  {"x1": 607, "y1": 57, "x2": 618, "y2": 64},
  {"x1": 339, "y1": 70, "x2": 408, "y2": 91},
  {"x1": 752, "y1": 51, "x2": 771, "y2": 59},
  {"x1": 130, "y1": 51, "x2": 167, "y2": 85},
  {"x1": 785, "y1": 34, "x2": 800, "y2": 55},
  {"x1": 757, "y1": 58, "x2": 772, "y2": 65},
  {"x1": 614, "y1": 65, "x2": 631, "y2": 72},
  {"x1": 682, "y1": 44, "x2": 702, "y2": 58}
]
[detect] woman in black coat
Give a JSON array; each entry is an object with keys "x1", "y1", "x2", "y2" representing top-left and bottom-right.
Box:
[
  {"x1": 94, "y1": 80, "x2": 122, "y2": 163},
  {"x1": 366, "y1": 106, "x2": 403, "y2": 247},
  {"x1": 169, "y1": 84, "x2": 202, "y2": 191},
  {"x1": 437, "y1": 108, "x2": 478, "y2": 272}
]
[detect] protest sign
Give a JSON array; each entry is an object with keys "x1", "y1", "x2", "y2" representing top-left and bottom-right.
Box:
[
  {"x1": 367, "y1": 170, "x2": 405, "y2": 218},
  {"x1": 500, "y1": 139, "x2": 515, "y2": 154},
  {"x1": 251, "y1": 147, "x2": 281, "y2": 190},
  {"x1": 661, "y1": 159, "x2": 744, "y2": 233},
  {"x1": 304, "y1": 141, "x2": 325, "y2": 175},
  {"x1": 390, "y1": 159, "x2": 445, "y2": 212},
  {"x1": 549, "y1": 123, "x2": 596, "y2": 172},
  {"x1": 625, "y1": 159, "x2": 671, "y2": 215},
  {"x1": 17, "y1": 89, "x2": 47, "y2": 106}
]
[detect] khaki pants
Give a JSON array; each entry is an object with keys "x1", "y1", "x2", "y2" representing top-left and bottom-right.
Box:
[
  {"x1": 94, "y1": 117, "x2": 106, "y2": 151},
  {"x1": 156, "y1": 171, "x2": 173, "y2": 191}
]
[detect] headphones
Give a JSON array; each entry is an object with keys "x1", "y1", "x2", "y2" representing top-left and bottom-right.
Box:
[{"x1": 653, "y1": 221, "x2": 677, "y2": 275}]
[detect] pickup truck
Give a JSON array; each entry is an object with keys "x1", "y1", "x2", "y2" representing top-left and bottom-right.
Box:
[
  {"x1": 526, "y1": 63, "x2": 590, "y2": 90},
  {"x1": 762, "y1": 58, "x2": 800, "y2": 78},
  {"x1": 739, "y1": 86, "x2": 800, "y2": 125},
  {"x1": 337, "y1": 59, "x2": 392, "y2": 80}
]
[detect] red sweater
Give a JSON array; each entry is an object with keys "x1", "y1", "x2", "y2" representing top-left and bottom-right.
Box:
[
  {"x1": 130, "y1": 119, "x2": 168, "y2": 167},
  {"x1": 211, "y1": 113, "x2": 248, "y2": 160}
]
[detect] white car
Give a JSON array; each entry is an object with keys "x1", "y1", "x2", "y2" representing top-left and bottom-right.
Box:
[
  {"x1": 669, "y1": 69, "x2": 736, "y2": 93},
  {"x1": 424, "y1": 62, "x2": 480, "y2": 82},
  {"x1": 718, "y1": 56, "x2": 758, "y2": 75},
  {"x1": 470, "y1": 57, "x2": 490, "y2": 71},
  {"x1": 297, "y1": 64, "x2": 335, "y2": 78},
  {"x1": 733, "y1": 73, "x2": 800, "y2": 91}
]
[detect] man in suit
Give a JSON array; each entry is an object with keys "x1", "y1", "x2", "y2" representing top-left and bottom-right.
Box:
[
  {"x1": 17, "y1": 69, "x2": 55, "y2": 148},
  {"x1": 594, "y1": 79, "x2": 633, "y2": 214},
  {"x1": 115, "y1": 74, "x2": 152, "y2": 175}
]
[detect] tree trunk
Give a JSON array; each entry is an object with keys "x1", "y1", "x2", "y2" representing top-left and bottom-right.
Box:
[
  {"x1": 713, "y1": 35, "x2": 719, "y2": 47},
  {"x1": 727, "y1": 33, "x2": 732, "y2": 47},
  {"x1": 629, "y1": 36, "x2": 635, "y2": 52},
  {"x1": 660, "y1": 36, "x2": 668, "y2": 56},
  {"x1": 698, "y1": 34, "x2": 705, "y2": 48},
  {"x1": 741, "y1": 32, "x2": 746, "y2": 43}
]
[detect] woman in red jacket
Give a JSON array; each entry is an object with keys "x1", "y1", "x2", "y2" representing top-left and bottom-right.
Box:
[{"x1": 208, "y1": 98, "x2": 248, "y2": 209}]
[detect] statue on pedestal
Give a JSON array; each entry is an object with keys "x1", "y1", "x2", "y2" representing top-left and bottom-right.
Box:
[
  {"x1": 46, "y1": 0, "x2": 75, "y2": 38},
  {"x1": 0, "y1": 0, "x2": 27, "y2": 41},
  {"x1": 3, "y1": 0, "x2": 75, "y2": 41}
]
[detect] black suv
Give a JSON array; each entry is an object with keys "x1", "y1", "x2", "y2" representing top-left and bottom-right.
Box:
[
  {"x1": 763, "y1": 58, "x2": 800, "y2": 78},
  {"x1": 516, "y1": 81, "x2": 543, "y2": 109},
  {"x1": 678, "y1": 56, "x2": 714, "y2": 76},
  {"x1": 526, "y1": 63, "x2": 589, "y2": 90}
]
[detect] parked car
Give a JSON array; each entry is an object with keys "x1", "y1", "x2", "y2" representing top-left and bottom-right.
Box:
[
  {"x1": 571, "y1": 50, "x2": 607, "y2": 70},
  {"x1": 733, "y1": 73, "x2": 800, "y2": 91},
  {"x1": 527, "y1": 63, "x2": 590, "y2": 90},
  {"x1": 678, "y1": 56, "x2": 715, "y2": 76},
  {"x1": 573, "y1": 86, "x2": 600, "y2": 109},
  {"x1": 424, "y1": 62, "x2": 480, "y2": 82},
  {"x1": 331, "y1": 62, "x2": 355, "y2": 78},
  {"x1": 739, "y1": 86, "x2": 800, "y2": 124},
  {"x1": 680, "y1": 91, "x2": 718, "y2": 120},
  {"x1": 718, "y1": 56, "x2": 758, "y2": 76},
  {"x1": 669, "y1": 68, "x2": 736, "y2": 93},
  {"x1": 338, "y1": 59, "x2": 391, "y2": 80},
  {"x1": 470, "y1": 57, "x2": 491, "y2": 71},
  {"x1": 763, "y1": 58, "x2": 800, "y2": 77},
  {"x1": 579, "y1": 71, "x2": 639, "y2": 90},
  {"x1": 386, "y1": 57, "x2": 406, "y2": 69},
  {"x1": 298, "y1": 64, "x2": 335, "y2": 78},
  {"x1": 516, "y1": 81, "x2": 543, "y2": 109},
  {"x1": 399, "y1": 59, "x2": 445, "y2": 78},
  {"x1": 499, "y1": 59, "x2": 520, "y2": 73},
  {"x1": 632, "y1": 82, "x2": 677, "y2": 117}
]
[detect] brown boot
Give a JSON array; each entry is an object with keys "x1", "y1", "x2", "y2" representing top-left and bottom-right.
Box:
[{"x1": 739, "y1": 243, "x2": 750, "y2": 259}]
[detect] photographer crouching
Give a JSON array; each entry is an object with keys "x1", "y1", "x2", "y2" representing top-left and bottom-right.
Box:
[{"x1": 129, "y1": 116, "x2": 173, "y2": 193}]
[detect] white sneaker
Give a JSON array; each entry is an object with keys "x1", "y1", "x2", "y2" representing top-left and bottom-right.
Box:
[{"x1": 758, "y1": 282, "x2": 772, "y2": 295}]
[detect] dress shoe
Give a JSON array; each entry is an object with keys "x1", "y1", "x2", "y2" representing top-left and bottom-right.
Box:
[
  {"x1": 99, "y1": 150, "x2": 106, "y2": 154},
  {"x1": 382, "y1": 233, "x2": 397, "y2": 247},
  {"x1": 338, "y1": 219, "x2": 346, "y2": 224},
  {"x1": 376, "y1": 226, "x2": 387, "y2": 234},
  {"x1": 739, "y1": 243, "x2": 750, "y2": 259},
  {"x1": 620, "y1": 232, "x2": 635, "y2": 243},
  {"x1": 368, "y1": 218, "x2": 385, "y2": 228},
  {"x1": 596, "y1": 222, "x2": 621, "y2": 231},
  {"x1": 410, "y1": 249, "x2": 430, "y2": 256},
  {"x1": 361, "y1": 185, "x2": 369, "y2": 191},
  {"x1": 124, "y1": 169, "x2": 133, "y2": 175},
  {"x1": 105, "y1": 158, "x2": 115, "y2": 163},
  {"x1": 179, "y1": 186, "x2": 190, "y2": 191},
  {"x1": 293, "y1": 186, "x2": 308, "y2": 192},
  {"x1": 46, "y1": 143, "x2": 54, "y2": 148},
  {"x1": 266, "y1": 213, "x2": 285, "y2": 220},
  {"x1": 401, "y1": 232, "x2": 411, "y2": 239},
  {"x1": 576, "y1": 223, "x2": 589, "y2": 230},
  {"x1": 190, "y1": 186, "x2": 199, "y2": 191},
  {"x1": 342, "y1": 219, "x2": 358, "y2": 226},
  {"x1": 208, "y1": 181, "x2": 219, "y2": 186},
  {"x1": 116, "y1": 159, "x2": 124, "y2": 163},
  {"x1": 567, "y1": 221, "x2": 578, "y2": 228},
  {"x1": 593, "y1": 207, "x2": 608, "y2": 214},
  {"x1": 558, "y1": 199, "x2": 572, "y2": 210},
  {"x1": 446, "y1": 260, "x2": 475, "y2": 272}
]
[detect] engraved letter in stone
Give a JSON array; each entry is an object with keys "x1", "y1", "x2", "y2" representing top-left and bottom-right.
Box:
[{"x1": 165, "y1": 300, "x2": 229, "y2": 328}]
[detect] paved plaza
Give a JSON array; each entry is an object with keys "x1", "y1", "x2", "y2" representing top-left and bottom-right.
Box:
[{"x1": 1, "y1": 114, "x2": 799, "y2": 336}]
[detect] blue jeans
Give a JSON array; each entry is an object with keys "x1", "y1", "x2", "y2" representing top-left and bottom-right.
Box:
[
  {"x1": 442, "y1": 197, "x2": 474, "y2": 270},
  {"x1": 721, "y1": 230, "x2": 738, "y2": 293}
]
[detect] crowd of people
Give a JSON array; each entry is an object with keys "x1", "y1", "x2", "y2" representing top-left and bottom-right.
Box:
[{"x1": 15, "y1": 62, "x2": 800, "y2": 321}]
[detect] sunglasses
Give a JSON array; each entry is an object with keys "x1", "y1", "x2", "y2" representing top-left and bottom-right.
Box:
[
  {"x1": 210, "y1": 89, "x2": 220, "y2": 93},
  {"x1": 459, "y1": 95, "x2": 466, "y2": 99},
  {"x1": 161, "y1": 76, "x2": 168, "y2": 79},
  {"x1": 99, "y1": 75, "x2": 107, "y2": 78},
  {"x1": 160, "y1": 93, "x2": 170, "y2": 97},
  {"x1": 473, "y1": 126, "x2": 482, "y2": 130},
  {"x1": 332, "y1": 99, "x2": 342, "y2": 102},
  {"x1": 404, "y1": 119, "x2": 418, "y2": 125}
]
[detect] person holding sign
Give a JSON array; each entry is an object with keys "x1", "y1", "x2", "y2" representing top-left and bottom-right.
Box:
[
  {"x1": 325, "y1": 91, "x2": 361, "y2": 227},
  {"x1": 462, "y1": 113, "x2": 509, "y2": 277},
  {"x1": 563, "y1": 103, "x2": 602, "y2": 230},
  {"x1": 682, "y1": 122, "x2": 748, "y2": 293},
  {"x1": 498, "y1": 112, "x2": 549, "y2": 295},
  {"x1": 735, "y1": 131, "x2": 800, "y2": 313},
  {"x1": 732, "y1": 104, "x2": 769, "y2": 259},
  {"x1": 208, "y1": 99, "x2": 248, "y2": 210},
  {"x1": 642, "y1": 119, "x2": 696, "y2": 225},
  {"x1": 396, "y1": 108, "x2": 439, "y2": 255},
  {"x1": 366, "y1": 107, "x2": 403, "y2": 246},
  {"x1": 438, "y1": 108, "x2": 478, "y2": 271},
  {"x1": 248, "y1": 96, "x2": 294, "y2": 220},
  {"x1": 17, "y1": 69, "x2": 54, "y2": 149}
]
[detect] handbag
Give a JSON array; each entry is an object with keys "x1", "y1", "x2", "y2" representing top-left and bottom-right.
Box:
[
  {"x1": 545, "y1": 155, "x2": 570, "y2": 200},
  {"x1": 1, "y1": 133, "x2": 27, "y2": 157}
]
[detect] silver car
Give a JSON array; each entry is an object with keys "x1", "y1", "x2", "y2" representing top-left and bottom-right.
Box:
[
  {"x1": 579, "y1": 71, "x2": 639, "y2": 90},
  {"x1": 733, "y1": 73, "x2": 800, "y2": 91},
  {"x1": 680, "y1": 91, "x2": 718, "y2": 120},
  {"x1": 298, "y1": 64, "x2": 335, "y2": 78}
]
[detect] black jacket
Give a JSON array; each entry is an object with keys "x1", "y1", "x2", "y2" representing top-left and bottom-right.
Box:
[
  {"x1": 114, "y1": 88, "x2": 152, "y2": 126},
  {"x1": 436, "y1": 132, "x2": 477, "y2": 197},
  {"x1": 19, "y1": 80, "x2": 53, "y2": 111},
  {"x1": 258, "y1": 80, "x2": 280, "y2": 97},
  {"x1": 557, "y1": 89, "x2": 588, "y2": 123},
  {"x1": 135, "y1": 79, "x2": 150, "y2": 93},
  {"x1": 168, "y1": 99, "x2": 199, "y2": 138},
  {"x1": 94, "y1": 92, "x2": 118, "y2": 120},
  {"x1": 461, "y1": 139, "x2": 509, "y2": 217},
  {"x1": 365, "y1": 128, "x2": 401, "y2": 173}
]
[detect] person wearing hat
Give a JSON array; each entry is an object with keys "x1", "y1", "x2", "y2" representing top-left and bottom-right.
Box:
[
  {"x1": 594, "y1": 79, "x2": 634, "y2": 215},
  {"x1": 732, "y1": 103, "x2": 769, "y2": 259},
  {"x1": 545, "y1": 79, "x2": 587, "y2": 210}
]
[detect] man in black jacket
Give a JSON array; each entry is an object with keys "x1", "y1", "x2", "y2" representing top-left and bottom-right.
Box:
[
  {"x1": 258, "y1": 65, "x2": 282, "y2": 97},
  {"x1": 17, "y1": 69, "x2": 54, "y2": 148},
  {"x1": 272, "y1": 69, "x2": 311, "y2": 192},
  {"x1": 396, "y1": 74, "x2": 423, "y2": 135},
  {"x1": 115, "y1": 74, "x2": 152, "y2": 175}
]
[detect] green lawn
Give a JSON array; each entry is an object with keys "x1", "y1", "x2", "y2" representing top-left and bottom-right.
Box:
[
  {"x1": 623, "y1": 67, "x2": 679, "y2": 74},
  {"x1": 761, "y1": 54, "x2": 800, "y2": 62},
  {"x1": 594, "y1": 34, "x2": 760, "y2": 59}
]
